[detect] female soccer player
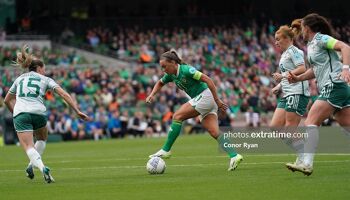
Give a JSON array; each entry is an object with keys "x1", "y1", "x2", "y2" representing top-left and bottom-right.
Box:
[
  {"x1": 4, "y1": 45, "x2": 90, "y2": 183},
  {"x1": 146, "y1": 49, "x2": 243, "y2": 171},
  {"x1": 288, "y1": 13, "x2": 350, "y2": 175},
  {"x1": 270, "y1": 25, "x2": 310, "y2": 168}
]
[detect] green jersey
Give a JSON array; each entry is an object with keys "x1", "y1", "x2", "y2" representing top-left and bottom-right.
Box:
[
  {"x1": 279, "y1": 45, "x2": 310, "y2": 97},
  {"x1": 9, "y1": 71, "x2": 59, "y2": 117},
  {"x1": 307, "y1": 33, "x2": 344, "y2": 92},
  {"x1": 160, "y1": 64, "x2": 208, "y2": 98}
]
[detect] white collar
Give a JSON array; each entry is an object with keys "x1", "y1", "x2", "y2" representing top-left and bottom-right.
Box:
[{"x1": 176, "y1": 64, "x2": 180, "y2": 77}]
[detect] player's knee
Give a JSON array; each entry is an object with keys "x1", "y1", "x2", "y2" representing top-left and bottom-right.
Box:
[
  {"x1": 304, "y1": 118, "x2": 321, "y2": 126},
  {"x1": 35, "y1": 133, "x2": 48, "y2": 141},
  {"x1": 207, "y1": 128, "x2": 219, "y2": 137},
  {"x1": 285, "y1": 120, "x2": 299, "y2": 127},
  {"x1": 172, "y1": 112, "x2": 184, "y2": 121}
]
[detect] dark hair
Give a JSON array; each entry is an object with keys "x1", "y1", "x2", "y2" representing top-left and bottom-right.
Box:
[
  {"x1": 13, "y1": 44, "x2": 44, "y2": 71},
  {"x1": 160, "y1": 49, "x2": 184, "y2": 64},
  {"x1": 302, "y1": 13, "x2": 335, "y2": 36}
]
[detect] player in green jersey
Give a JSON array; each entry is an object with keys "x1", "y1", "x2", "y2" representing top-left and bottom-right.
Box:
[
  {"x1": 270, "y1": 24, "x2": 310, "y2": 170},
  {"x1": 147, "y1": 49, "x2": 243, "y2": 171},
  {"x1": 4, "y1": 45, "x2": 90, "y2": 183},
  {"x1": 288, "y1": 13, "x2": 350, "y2": 176}
]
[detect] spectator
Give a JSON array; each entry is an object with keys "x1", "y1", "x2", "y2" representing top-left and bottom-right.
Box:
[
  {"x1": 47, "y1": 114, "x2": 58, "y2": 135},
  {"x1": 108, "y1": 111, "x2": 122, "y2": 138}
]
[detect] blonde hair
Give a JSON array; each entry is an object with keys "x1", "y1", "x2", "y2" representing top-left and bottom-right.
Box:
[
  {"x1": 12, "y1": 44, "x2": 43, "y2": 71},
  {"x1": 276, "y1": 25, "x2": 295, "y2": 40}
]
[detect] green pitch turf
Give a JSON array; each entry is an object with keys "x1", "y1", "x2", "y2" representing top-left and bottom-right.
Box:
[{"x1": 0, "y1": 134, "x2": 349, "y2": 200}]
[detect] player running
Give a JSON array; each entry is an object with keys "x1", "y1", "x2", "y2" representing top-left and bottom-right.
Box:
[
  {"x1": 4, "y1": 45, "x2": 90, "y2": 183},
  {"x1": 270, "y1": 24, "x2": 310, "y2": 169},
  {"x1": 287, "y1": 13, "x2": 350, "y2": 175},
  {"x1": 146, "y1": 49, "x2": 243, "y2": 171}
]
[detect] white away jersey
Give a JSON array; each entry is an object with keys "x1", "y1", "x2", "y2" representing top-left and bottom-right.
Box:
[
  {"x1": 9, "y1": 71, "x2": 59, "y2": 117},
  {"x1": 279, "y1": 45, "x2": 310, "y2": 97},
  {"x1": 307, "y1": 33, "x2": 344, "y2": 92}
]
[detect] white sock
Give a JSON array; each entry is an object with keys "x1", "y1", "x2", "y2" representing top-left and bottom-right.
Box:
[
  {"x1": 303, "y1": 153, "x2": 315, "y2": 166},
  {"x1": 26, "y1": 148, "x2": 45, "y2": 172},
  {"x1": 94, "y1": 134, "x2": 99, "y2": 141},
  {"x1": 28, "y1": 140, "x2": 46, "y2": 167},
  {"x1": 303, "y1": 125, "x2": 319, "y2": 167},
  {"x1": 292, "y1": 139, "x2": 304, "y2": 164}
]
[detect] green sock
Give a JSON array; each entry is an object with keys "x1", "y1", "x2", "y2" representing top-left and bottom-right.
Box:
[
  {"x1": 162, "y1": 120, "x2": 183, "y2": 152},
  {"x1": 217, "y1": 134, "x2": 237, "y2": 158}
]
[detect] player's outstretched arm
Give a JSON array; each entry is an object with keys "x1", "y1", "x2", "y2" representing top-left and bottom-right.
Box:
[
  {"x1": 146, "y1": 80, "x2": 165, "y2": 103},
  {"x1": 4, "y1": 93, "x2": 16, "y2": 114},
  {"x1": 54, "y1": 86, "x2": 90, "y2": 121}
]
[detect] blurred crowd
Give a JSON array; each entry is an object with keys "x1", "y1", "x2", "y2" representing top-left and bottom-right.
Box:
[
  {"x1": 5, "y1": 19, "x2": 347, "y2": 141},
  {"x1": 0, "y1": 46, "x2": 87, "y2": 67}
]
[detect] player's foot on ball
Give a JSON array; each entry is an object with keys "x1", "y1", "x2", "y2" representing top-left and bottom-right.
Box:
[
  {"x1": 228, "y1": 154, "x2": 243, "y2": 171},
  {"x1": 25, "y1": 165, "x2": 34, "y2": 179},
  {"x1": 149, "y1": 149, "x2": 171, "y2": 159},
  {"x1": 286, "y1": 163, "x2": 313, "y2": 176},
  {"x1": 43, "y1": 166, "x2": 55, "y2": 183}
]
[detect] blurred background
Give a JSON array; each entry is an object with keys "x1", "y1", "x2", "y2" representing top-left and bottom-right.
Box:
[{"x1": 1, "y1": 0, "x2": 349, "y2": 145}]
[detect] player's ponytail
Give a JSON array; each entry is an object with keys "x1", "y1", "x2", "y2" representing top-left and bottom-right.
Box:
[
  {"x1": 13, "y1": 45, "x2": 32, "y2": 69},
  {"x1": 291, "y1": 19, "x2": 302, "y2": 39},
  {"x1": 13, "y1": 44, "x2": 44, "y2": 71},
  {"x1": 161, "y1": 49, "x2": 185, "y2": 64}
]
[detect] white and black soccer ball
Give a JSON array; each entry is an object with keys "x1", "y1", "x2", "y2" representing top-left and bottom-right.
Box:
[{"x1": 146, "y1": 157, "x2": 166, "y2": 174}]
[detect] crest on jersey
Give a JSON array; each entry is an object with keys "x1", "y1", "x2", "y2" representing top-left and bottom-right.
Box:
[{"x1": 189, "y1": 67, "x2": 196, "y2": 74}]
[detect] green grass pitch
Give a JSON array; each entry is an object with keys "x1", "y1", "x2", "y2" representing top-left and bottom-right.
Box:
[{"x1": 0, "y1": 134, "x2": 349, "y2": 200}]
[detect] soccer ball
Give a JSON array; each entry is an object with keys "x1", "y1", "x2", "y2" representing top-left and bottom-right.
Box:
[{"x1": 146, "y1": 157, "x2": 166, "y2": 174}]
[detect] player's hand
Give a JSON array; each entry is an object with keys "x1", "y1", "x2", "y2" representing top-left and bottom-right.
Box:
[
  {"x1": 77, "y1": 111, "x2": 90, "y2": 121},
  {"x1": 272, "y1": 73, "x2": 283, "y2": 82},
  {"x1": 271, "y1": 85, "x2": 281, "y2": 95},
  {"x1": 146, "y1": 95, "x2": 154, "y2": 104},
  {"x1": 216, "y1": 99, "x2": 228, "y2": 113},
  {"x1": 287, "y1": 71, "x2": 300, "y2": 83},
  {"x1": 339, "y1": 69, "x2": 350, "y2": 83}
]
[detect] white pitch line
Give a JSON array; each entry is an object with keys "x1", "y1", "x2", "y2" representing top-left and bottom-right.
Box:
[
  {"x1": 0, "y1": 153, "x2": 349, "y2": 167},
  {"x1": 0, "y1": 160, "x2": 349, "y2": 173},
  {"x1": 40, "y1": 153, "x2": 350, "y2": 164}
]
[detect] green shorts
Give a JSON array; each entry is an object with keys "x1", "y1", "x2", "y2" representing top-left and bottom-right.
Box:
[
  {"x1": 317, "y1": 82, "x2": 350, "y2": 109},
  {"x1": 13, "y1": 113, "x2": 47, "y2": 133},
  {"x1": 277, "y1": 94, "x2": 309, "y2": 116}
]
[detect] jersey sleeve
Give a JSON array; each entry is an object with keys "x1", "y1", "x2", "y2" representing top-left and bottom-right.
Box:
[
  {"x1": 8, "y1": 79, "x2": 18, "y2": 94},
  {"x1": 185, "y1": 66, "x2": 203, "y2": 80},
  {"x1": 317, "y1": 34, "x2": 338, "y2": 50},
  {"x1": 47, "y1": 77, "x2": 59, "y2": 90},
  {"x1": 290, "y1": 50, "x2": 304, "y2": 66},
  {"x1": 160, "y1": 74, "x2": 173, "y2": 84}
]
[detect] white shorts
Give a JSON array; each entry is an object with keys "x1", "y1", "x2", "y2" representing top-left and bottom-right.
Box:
[{"x1": 189, "y1": 88, "x2": 218, "y2": 121}]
